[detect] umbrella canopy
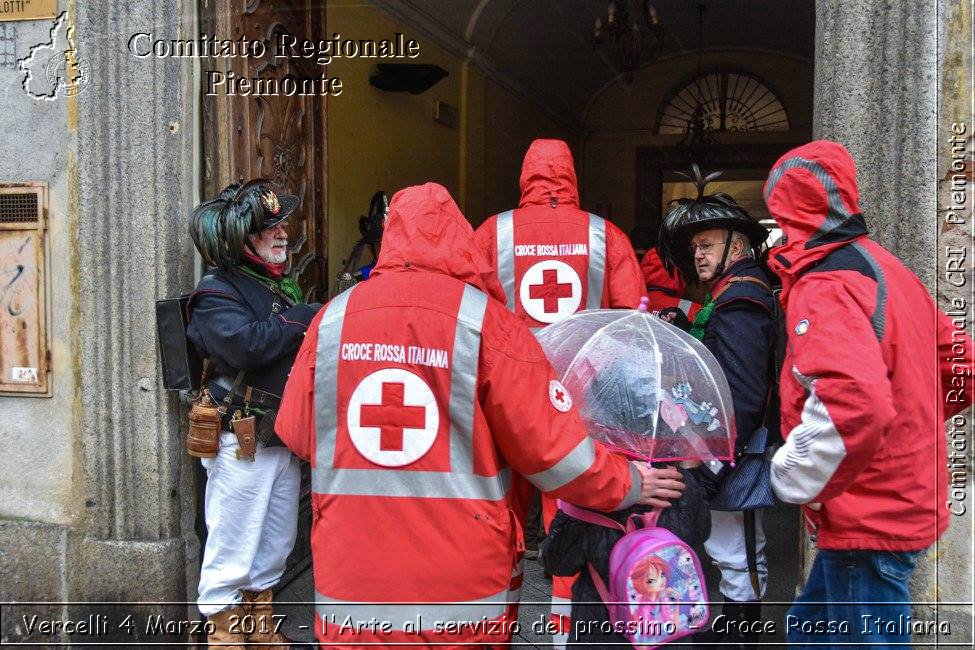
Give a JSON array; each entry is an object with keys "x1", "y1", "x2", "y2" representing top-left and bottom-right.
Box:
[{"x1": 536, "y1": 309, "x2": 736, "y2": 462}]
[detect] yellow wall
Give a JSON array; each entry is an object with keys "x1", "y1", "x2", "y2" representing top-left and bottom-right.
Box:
[
  {"x1": 326, "y1": 1, "x2": 573, "y2": 285},
  {"x1": 327, "y1": 2, "x2": 461, "y2": 284}
]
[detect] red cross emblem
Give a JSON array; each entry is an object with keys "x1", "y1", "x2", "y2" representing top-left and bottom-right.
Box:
[
  {"x1": 519, "y1": 260, "x2": 582, "y2": 324},
  {"x1": 347, "y1": 368, "x2": 439, "y2": 467},
  {"x1": 549, "y1": 379, "x2": 573, "y2": 412},
  {"x1": 529, "y1": 269, "x2": 575, "y2": 313},
  {"x1": 359, "y1": 382, "x2": 427, "y2": 451}
]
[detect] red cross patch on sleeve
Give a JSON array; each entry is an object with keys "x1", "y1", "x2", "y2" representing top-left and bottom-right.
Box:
[{"x1": 549, "y1": 379, "x2": 573, "y2": 412}]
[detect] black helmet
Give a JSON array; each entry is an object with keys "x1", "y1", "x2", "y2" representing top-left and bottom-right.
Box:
[
  {"x1": 189, "y1": 179, "x2": 299, "y2": 272},
  {"x1": 657, "y1": 164, "x2": 769, "y2": 280}
]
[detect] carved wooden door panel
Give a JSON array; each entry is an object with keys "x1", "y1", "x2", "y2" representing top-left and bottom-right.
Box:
[
  {"x1": 200, "y1": 0, "x2": 328, "y2": 590},
  {"x1": 202, "y1": 0, "x2": 328, "y2": 300}
]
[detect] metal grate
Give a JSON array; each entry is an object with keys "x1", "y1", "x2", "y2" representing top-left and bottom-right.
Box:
[{"x1": 0, "y1": 192, "x2": 39, "y2": 223}]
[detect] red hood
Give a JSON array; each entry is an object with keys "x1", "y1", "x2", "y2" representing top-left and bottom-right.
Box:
[
  {"x1": 640, "y1": 248, "x2": 685, "y2": 295},
  {"x1": 764, "y1": 140, "x2": 869, "y2": 291},
  {"x1": 372, "y1": 183, "x2": 505, "y2": 302},
  {"x1": 518, "y1": 139, "x2": 580, "y2": 209}
]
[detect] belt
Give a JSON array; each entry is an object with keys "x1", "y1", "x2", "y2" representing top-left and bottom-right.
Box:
[{"x1": 212, "y1": 375, "x2": 282, "y2": 410}]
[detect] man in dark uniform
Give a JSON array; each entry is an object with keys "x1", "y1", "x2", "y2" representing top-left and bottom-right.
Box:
[
  {"x1": 659, "y1": 168, "x2": 776, "y2": 649},
  {"x1": 186, "y1": 179, "x2": 320, "y2": 648}
]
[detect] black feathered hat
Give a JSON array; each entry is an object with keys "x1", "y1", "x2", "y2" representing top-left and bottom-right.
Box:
[
  {"x1": 188, "y1": 179, "x2": 299, "y2": 272},
  {"x1": 657, "y1": 164, "x2": 769, "y2": 280}
]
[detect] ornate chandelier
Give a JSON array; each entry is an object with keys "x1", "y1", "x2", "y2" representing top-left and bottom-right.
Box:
[{"x1": 592, "y1": 0, "x2": 665, "y2": 72}]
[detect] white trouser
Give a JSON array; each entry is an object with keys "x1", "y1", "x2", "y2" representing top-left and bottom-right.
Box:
[
  {"x1": 197, "y1": 431, "x2": 300, "y2": 616},
  {"x1": 703, "y1": 509, "x2": 768, "y2": 601}
]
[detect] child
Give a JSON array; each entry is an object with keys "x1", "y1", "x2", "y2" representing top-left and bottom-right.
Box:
[{"x1": 540, "y1": 460, "x2": 713, "y2": 647}]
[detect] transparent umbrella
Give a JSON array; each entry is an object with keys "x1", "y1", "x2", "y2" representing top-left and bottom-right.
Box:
[{"x1": 535, "y1": 306, "x2": 736, "y2": 462}]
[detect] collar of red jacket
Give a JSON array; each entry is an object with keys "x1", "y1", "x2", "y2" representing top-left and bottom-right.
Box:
[
  {"x1": 518, "y1": 139, "x2": 580, "y2": 209},
  {"x1": 764, "y1": 140, "x2": 869, "y2": 292},
  {"x1": 242, "y1": 250, "x2": 285, "y2": 279},
  {"x1": 371, "y1": 182, "x2": 506, "y2": 302}
]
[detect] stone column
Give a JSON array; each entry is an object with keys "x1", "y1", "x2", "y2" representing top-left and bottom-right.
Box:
[
  {"x1": 813, "y1": 0, "x2": 972, "y2": 642},
  {"x1": 813, "y1": 0, "x2": 939, "y2": 285},
  {"x1": 70, "y1": 0, "x2": 198, "y2": 640}
]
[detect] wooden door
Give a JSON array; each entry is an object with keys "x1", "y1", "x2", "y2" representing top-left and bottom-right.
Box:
[
  {"x1": 200, "y1": 0, "x2": 328, "y2": 590},
  {"x1": 202, "y1": 0, "x2": 328, "y2": 300}
]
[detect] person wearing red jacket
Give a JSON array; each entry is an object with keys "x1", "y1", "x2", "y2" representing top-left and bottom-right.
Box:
[
  {"x1": 276, "y1": 182, "x2": 681, "y2": 649},
  {"x1": 474, "y1": 139, "x2": 645, "y2": 646},
  {"x1": 764, "y1": 140, "x2": 974, "y2": 648},
  {"x1": 640, "y1": 247, "x2": 701, "y2": 327},
  {"x1": 474, "y1": 139, "x2": 644, "y2": 327}
]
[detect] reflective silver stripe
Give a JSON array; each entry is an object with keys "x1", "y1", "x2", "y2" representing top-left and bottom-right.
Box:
[
  {"x1": 313, "y1": 466, "x2": 511, "y2": 499},
  {"x1": 314, "y1": 287, "x2": 354, "y2": 470},
  {"x1": 764, "y1": 156, "x2": 853, "y2": 243},
  {"x1": 315, "y1": 588, "x2": 510, "y2": 630},
  {"x1": 587, "y1": 213, "x2": 606, "y2": 308},
  {"x1": 496, "y1": 210, "x2": 516, "y2": 310},
  {"x1": 313, "y1": 284, "x2": 503, "y2": 501},
  {"x1": 551, "y1": 596, "x2": 571, "y2": 615},
  {"x1": 526, "y1": 436, "x2": 596, "y2": 492},
  {"x1": 614, "y1": 461, "x2": 643, "y2": 511},
  {"x1": 449, "y1": 286, "x2": 488, "y2": 474},
  {"x1": 851, "y1": 242, "x2": 887, "y2": 341}
]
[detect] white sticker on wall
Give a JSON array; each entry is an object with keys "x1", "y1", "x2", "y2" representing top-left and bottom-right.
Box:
[{"x1": 12, "y1": 367, "x2": 39, "y2": 383}]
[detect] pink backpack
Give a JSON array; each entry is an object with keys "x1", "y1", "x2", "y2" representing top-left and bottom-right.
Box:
[{"x1": 559, "y1": 501, "x2": 709, "y2": 649}]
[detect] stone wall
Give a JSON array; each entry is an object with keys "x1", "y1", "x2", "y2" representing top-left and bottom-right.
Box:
[{"x1": 0, "y1": 0, "x2": 198, "y2": 644}]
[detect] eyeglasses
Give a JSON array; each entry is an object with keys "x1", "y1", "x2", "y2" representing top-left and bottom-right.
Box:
[{"x1": 688, "y1": 241, "x2": 724, "y2": 255}]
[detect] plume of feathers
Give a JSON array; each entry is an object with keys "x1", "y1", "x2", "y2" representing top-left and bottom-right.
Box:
[
  {"x1": 674, "y1": 162, "x2": 723, "y2": 200},
  {"x1": 189, "y1": 183, "x2": 261, "y2": 272}
]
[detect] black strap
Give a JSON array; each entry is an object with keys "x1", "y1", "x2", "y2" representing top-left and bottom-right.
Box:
[
  {"x1": 743, "y1": 509, "x2": 761, "y2": 597},
  {"x1": 220, "y1": 370, "x2": 246, "y2": 413},
  {"x1": 212, "y1": 375, "x2": 281, "y2": 409}
]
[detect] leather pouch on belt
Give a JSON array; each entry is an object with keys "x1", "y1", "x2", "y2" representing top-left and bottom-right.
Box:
[
  {"x1": 187, "y1": 390, "x2": 221, "y2": 458},
  {"x1": 231, "y1": 410, "x2": 257, "y2": 461}
]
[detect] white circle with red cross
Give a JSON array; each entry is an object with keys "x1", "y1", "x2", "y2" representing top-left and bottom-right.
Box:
[
  {"x1": 347, "y1": 368, "x2": 440, "y2": 467},
  {"x1": 549, "y1": 380, "x2": 573, "y2": 412},
  {"x1": 519, "y1": 260, "x2": 582, "y2": 324}
]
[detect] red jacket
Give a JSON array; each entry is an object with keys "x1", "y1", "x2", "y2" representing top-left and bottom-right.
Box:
[
  {"x1": 474, "y1": 139, "x2": 644, "y2": 328},
  {"x1": 640, "y1": 248, "x2": 701, "y2": 320},
  {"x1": 764, "y1": 140, "x2": 973, "y2": 551},
  {"x1": 276, "y1": 183, "x2": 639, "y2": 648}
]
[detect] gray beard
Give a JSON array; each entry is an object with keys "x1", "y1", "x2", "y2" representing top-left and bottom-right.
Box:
[{"x1": 253, "y1": 242, "x2": 287, "y2": 264}]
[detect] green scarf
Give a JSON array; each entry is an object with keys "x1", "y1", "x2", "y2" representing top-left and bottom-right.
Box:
[
  {"x1": 239, "y1": 264, "x2": 305, "y2": 304},
  {"x1": 689, "y1": 294, "x2": 716, "y2": 341}
]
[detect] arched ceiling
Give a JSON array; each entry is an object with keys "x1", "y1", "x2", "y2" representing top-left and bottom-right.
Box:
[{"x1": 373, "y1": 0, "x2": 815, "y2": 130}]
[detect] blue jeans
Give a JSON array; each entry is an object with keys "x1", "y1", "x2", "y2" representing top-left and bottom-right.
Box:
[{"x1": 786, "y1": 549, "x2": 919, "y2": 649}]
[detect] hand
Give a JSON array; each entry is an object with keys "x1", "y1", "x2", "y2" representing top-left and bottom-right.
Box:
[{"x1": 635, "y1": 464, "x2": 685, "y2": 509}]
